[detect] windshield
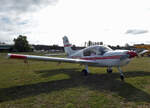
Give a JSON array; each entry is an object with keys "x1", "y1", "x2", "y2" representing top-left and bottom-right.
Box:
[
  {"x1": 98, "y1": 46, "x2": 112, "y2": 55},
  {"x1": 83, "y1": 46, "x2": 112, "y2": 56},
  {"x1": 99, "y1": 46, "x2": 112, "y2": 52}
]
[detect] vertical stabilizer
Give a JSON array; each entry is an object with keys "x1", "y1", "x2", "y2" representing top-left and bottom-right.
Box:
[{"x1": 63, "y1": 36, "x2": 74, "y2": 56}]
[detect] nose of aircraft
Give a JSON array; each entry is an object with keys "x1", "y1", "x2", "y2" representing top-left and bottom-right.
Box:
[{"x1": 127, "y1": 51, "x2": 138, "y2": 58}]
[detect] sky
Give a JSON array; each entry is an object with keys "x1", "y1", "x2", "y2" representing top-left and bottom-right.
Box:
[{"x1": 0, "y1": 0, "x2": 150, "y2": 46}]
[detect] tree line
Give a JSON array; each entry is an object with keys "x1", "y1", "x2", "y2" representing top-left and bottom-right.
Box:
[
  {"x1": 85, "y1": 41, "x2": 103, "y2": 47},
  {"x1": 7, "y1": 35, "x2": 135, "y2": 52}
]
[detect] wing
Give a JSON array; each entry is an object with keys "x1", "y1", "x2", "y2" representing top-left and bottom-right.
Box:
[
  {"x1": 139, "y1": 50, "x2": 149, "y2": 55},
  {"x1": 8, "y1": 53, "x2": 97, "y2": 65},
  {"x1": 45, "y1": 53, "x2": 65, "y2": 56}
]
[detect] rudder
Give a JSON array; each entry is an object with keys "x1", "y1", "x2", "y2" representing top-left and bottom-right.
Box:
[{"x1": 63, "y1": 36, "x2": 74, "y2": 56}]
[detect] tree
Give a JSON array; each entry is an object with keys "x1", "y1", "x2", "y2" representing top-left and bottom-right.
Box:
[
  {"x1": 125, "y1": 43, "x2": 130, "y2": 47},
  {"x1": 100, "y1": 42, "x2": 103, "y2": 45},
  {"x1": 87, "y1": 40, "x2": 92, "y2": 46},
  {"x1": 14, "y1": 35, "x2": 31, "y2": 52},
  {"x1": 116, "y1": 45, "x2": 120, "y2": 49},
  {"x1": 125, "y1": 43, "x2": 130, "y2": 50},
  {"x1": 84, "y1": 42, "x2": 87, "y2": 47},
  {"x1": 72, "y1": 44, "x2": 76, "y2": 50}
]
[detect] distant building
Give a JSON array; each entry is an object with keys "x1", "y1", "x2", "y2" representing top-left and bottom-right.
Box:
[{"x1": 0, "y1": 44, "x2": 14, "y2": 52}]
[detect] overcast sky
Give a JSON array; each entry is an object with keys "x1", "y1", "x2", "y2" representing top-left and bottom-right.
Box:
[{"x1": 0, "y1": 0, "x2": 150, "y2": 46}]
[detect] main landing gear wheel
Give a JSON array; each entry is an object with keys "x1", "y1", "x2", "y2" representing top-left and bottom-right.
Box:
[
  {"x1": 82, "y1": 69, "x2": 88, "y2": 76},
  {"x1": 117, "y1": 67, "x2": 125, "y2": 81},
  {"x1": 107, "y1": 69, "x2": 112, "y2": 74},
  {"x1": 120, "y1": 75, "x2": 124, "y2": 81}
]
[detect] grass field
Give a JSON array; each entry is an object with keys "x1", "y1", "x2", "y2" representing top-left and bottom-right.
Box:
[{"x1": 0, "y1": 53, "x2": 150, "y2": 108}]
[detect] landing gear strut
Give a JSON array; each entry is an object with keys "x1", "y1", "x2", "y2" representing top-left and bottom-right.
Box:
[
  {"x1": 82, "y1": 64, "x2": 89, "y2": 76},
  {"x1": 107, "y1": 67, "x2": 113, "y2": 74},
  {"x1": 117, "y1": 67, "x2": 124, "y2": 81}
]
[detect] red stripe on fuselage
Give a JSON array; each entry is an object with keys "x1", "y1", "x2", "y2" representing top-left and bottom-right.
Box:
[
  {"x1": 72, "y1": 55, "x2": 122, "y2": 60},
  {"x1": 64, "y1": 44, "x2": 71, "y2": 47},
  {"x1": 10, "y1": 54, "x2": 27, "y2": 59}
]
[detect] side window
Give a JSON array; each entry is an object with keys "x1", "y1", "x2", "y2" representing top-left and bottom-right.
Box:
[
  {"x1": 83, "y1": 49, "x2": 96, "y2": 56},
  {"x1": 83, "y1": 50, "x2": 91, "y2": 56},
  {"x1": 98, "y1": 47, "x2": 105, "y2": 55}
]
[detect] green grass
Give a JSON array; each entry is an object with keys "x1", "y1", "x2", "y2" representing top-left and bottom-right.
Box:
[{"x1": 0, "y1": 52, "x2": 150, "y2": 108}]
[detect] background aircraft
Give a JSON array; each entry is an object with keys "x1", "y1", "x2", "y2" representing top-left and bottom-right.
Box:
[
  {"x1": 134, "y1": 44, "x2": 150, "y2": 56},
  {"x1": 8, "y1": 36, "x2": 137, "y2": 81}
]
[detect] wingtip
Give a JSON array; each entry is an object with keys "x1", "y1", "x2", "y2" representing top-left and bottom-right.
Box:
[{"x1": 7, "y1": 53, "x2": 11, "y2": 59}]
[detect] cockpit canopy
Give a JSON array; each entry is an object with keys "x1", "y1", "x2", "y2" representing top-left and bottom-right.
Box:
[{"x1": 83, "y1": 45, "x2": 112, "y2": 56}]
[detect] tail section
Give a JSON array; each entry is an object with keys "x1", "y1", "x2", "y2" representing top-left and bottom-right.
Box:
[{"x1": 63, "y1": 36, "x2": 74, "y2": 56}]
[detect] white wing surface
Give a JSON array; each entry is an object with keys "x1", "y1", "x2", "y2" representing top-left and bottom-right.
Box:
[
  {"x1": 8, "y1": 53, "x2": 97, "y2": 65},
  {"x1": 139, "y1": 50, "x2": 149, "y2": 55}
]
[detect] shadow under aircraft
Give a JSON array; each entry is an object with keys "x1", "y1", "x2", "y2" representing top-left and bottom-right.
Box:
[{"x1": 0, "y1": 68, "x2": 150, "y2": 103}]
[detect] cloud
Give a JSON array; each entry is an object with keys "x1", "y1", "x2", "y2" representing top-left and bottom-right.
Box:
[
  {"x1": 125, "y1": 29, "x2": 148, "y2": 35},
  {"x1": 0, "y1": 0, "x2": 58, "y2": 14},
  {"x1": 0, "y1": 0, "x2": 58, "y2": 44}
]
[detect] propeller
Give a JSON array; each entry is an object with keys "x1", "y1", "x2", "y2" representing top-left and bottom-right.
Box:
[
  {"x1": 120, "y1": 51, "x2": 137, "y2": 60},
  {"x1": 127, "y1": 51, "x2": 138, "y2": 58}
]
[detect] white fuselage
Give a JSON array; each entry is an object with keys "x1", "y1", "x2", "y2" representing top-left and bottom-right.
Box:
[{"x1": 69, "y1": 46, "x2": 131, "y2": 67}]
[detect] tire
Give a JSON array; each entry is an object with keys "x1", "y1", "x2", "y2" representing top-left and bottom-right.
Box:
[
  {"x1": 107, "y1": 69, "x2": 112, "y2": 74},
  {"x1": 120, "y1": 75, "x2": 124, "y2": 81},
  {"x1": 82, "y1": 69, "x2": 88, "y2": 76}
]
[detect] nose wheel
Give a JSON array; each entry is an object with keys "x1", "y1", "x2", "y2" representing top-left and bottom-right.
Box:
[
  {"x1": 120, "y1": 75, "x2": 124, "y2": 81},
  {"x1": 118, "y1": 67, "x2": 124, "y2": 81},
  {"x1": 82, "y1": 69, "x2": 88, "y2": 76}
]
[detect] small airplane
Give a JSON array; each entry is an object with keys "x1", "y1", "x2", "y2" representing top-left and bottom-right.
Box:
[
  {"x1": 8, "y1": 36, "x2": 137, "y2": 81},
  {"x1": 138, "y1": 50, "x2": 149, "y2": 56},
  {"x1": 134, "y1": 44, "x2": 150, "y2": 56}
]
